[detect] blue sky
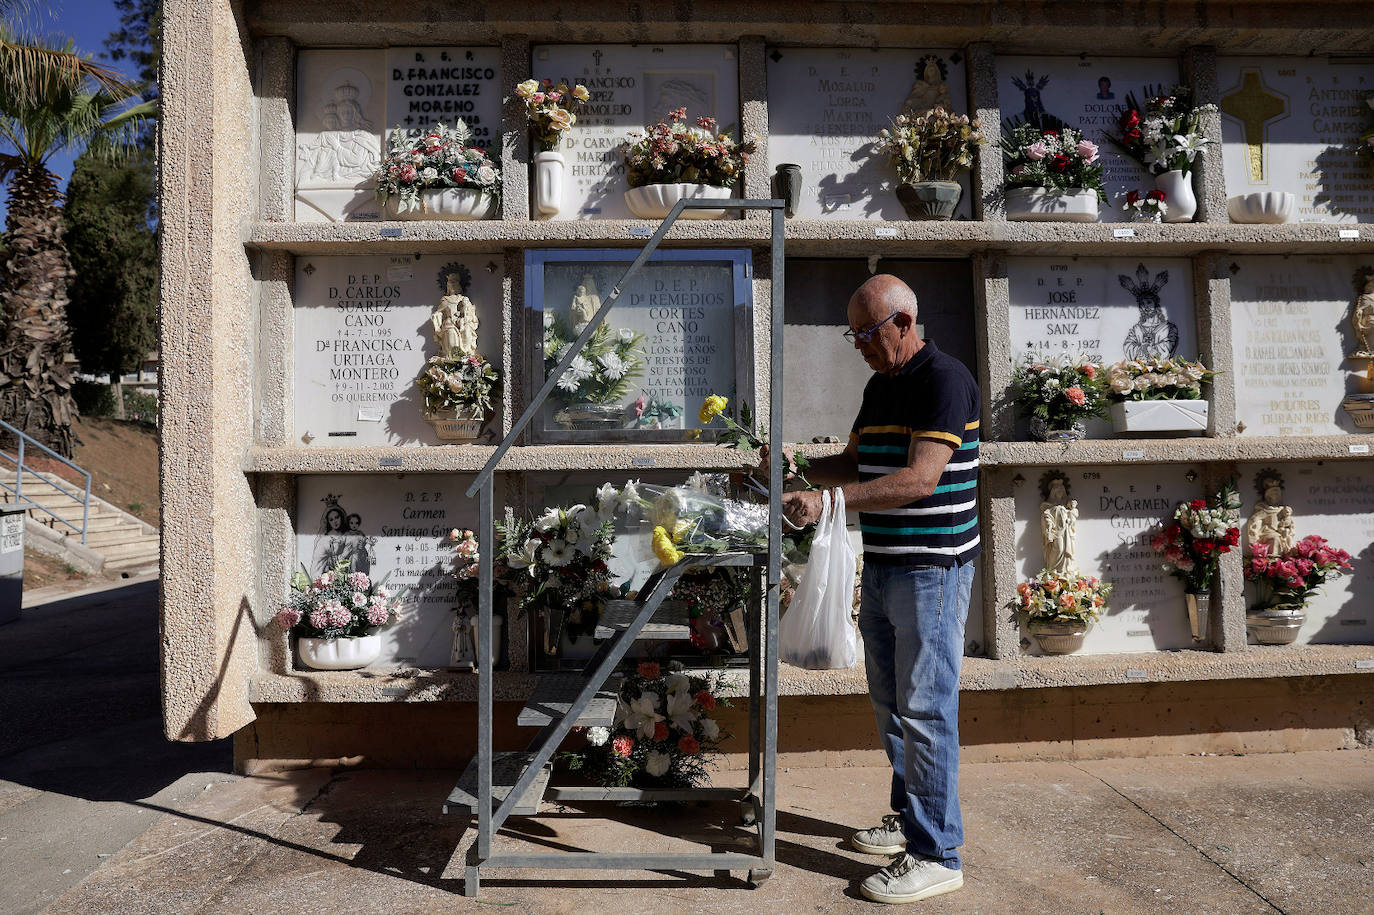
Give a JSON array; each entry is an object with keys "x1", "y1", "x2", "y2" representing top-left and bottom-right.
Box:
[{"x1": 0, "y1": 0, "x2": 138, "y2": 216}]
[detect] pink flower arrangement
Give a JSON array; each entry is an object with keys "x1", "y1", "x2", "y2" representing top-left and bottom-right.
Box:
[
  {"x1": 1246, "y1": 534, "x2": 1352, "y2": 609},
  {"x1": 277, "y1": 560, "x2": 399, "y2": 640},
  {"x1": 622, "y1": 107, "x2": 756, "y2": 189}
]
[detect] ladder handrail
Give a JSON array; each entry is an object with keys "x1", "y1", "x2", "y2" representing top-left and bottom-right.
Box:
[{"x1": 0, "y1": 418, "x2": 92, "y2": 543}]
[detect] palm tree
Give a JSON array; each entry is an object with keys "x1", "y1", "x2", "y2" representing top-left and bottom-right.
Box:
[{"x1": 0, "y1": 9, "x2": 152, "y2": 456}]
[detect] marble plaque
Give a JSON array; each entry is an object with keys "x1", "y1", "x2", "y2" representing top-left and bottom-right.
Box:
[
  {"x1": 531, "y1": 251, "x2": 751, "y2": 437},
  {"x1": 293, "y1": 254, "x2": 504, "y2": 445},
  {"x1": 1219, "y1": 58, "x2": 1374, "y2": 223},
  {"x1": 296, "y1": 474, "x2": 485, "y2": 667},
  {"x1": 295, "y1": 48, "x2": 502, "y2": 222},
  {"x1": 1009, "y1": 257, "x2": 1196, "y2": 366},
  {"x1": 1014, "y1": 466, "x2": 1201, "y2": 654},
  {"x1": 996, "y1": 56, "x2": 1180, "y2": 220},
  {"x1": 783, "y1": 259, "x2": 977, "y2": 443},
  {"x1": 531, "y1": 44, "x2": 740, "y2": 220},
  {"x1": 1237, "y1": 462, "x2": 1374, "y2": 644},
  {"x1": 1230, "y1": 256, "x2": 1371, "y2": 436},
  {"x1": 766, "y1": 48, "x2": 971, "y2": 220}
]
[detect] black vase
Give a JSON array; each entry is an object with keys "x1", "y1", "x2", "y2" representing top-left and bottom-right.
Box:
[{"x1": 772, "y1": 163, "x2": 802, "y2": 218}]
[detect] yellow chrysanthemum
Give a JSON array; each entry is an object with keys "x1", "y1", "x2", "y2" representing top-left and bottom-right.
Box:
[
  {"x1": 698, "y1": 394, "x2": 728, "y2": 425},
  {"x1": 652, "y1": 525, "x2": 684, "y2": 567}
]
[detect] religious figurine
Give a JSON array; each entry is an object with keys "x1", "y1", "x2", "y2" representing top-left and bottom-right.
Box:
[
  {"x1": 1348, "y1": 272, "x2": 1374, "y2": 359},
  {"x1": 901, "y1": 55, "x2": 953, "y2": 116},
  {"x1": 1039, "y1": 471, "x2": 1079, "y2": 574},
  {"x1": 1245, "y1": 469, "x2": 1296, "y2": 556},
  {"x1": 451, "y1": 605, "x2": 476, "y2": 670},
  {"x1": 431, "y1": 272, "x2": 478, "y2": 358},
  {"x1": 569, "y1": 273, "x2": 602, "y2": 331}
]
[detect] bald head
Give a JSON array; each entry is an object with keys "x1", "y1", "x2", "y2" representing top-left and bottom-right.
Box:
[
  {"x1": 849, "y1": 274, "x2": 918, "y2": 324},
  {"x1": 846, "y1": 275, "x2": 924, "y2": 375}
]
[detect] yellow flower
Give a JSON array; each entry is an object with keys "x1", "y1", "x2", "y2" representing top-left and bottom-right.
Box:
[
  {"x1": 515, "y1": 79, "x2": 539, "y2": 99},
  {"x1": 698, "y1": 394, "x2": 729, "y2": 425},
  {"x1": 572, "y1": 84, "x2": 590, "y2": 102},
  {"x1": 652, "y1": 526, "x2": 683, "y2": 566}
]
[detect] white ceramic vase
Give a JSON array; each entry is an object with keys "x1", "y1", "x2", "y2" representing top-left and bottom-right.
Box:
[
  {"x1": 298, "y1": 634, "x2": 382, "y2": 671},
  {"x1": 534, "y1": 150, "x2": 565, "y2": 217},
  {"x1": 1004, "y1": 187, "x2": 1100, "y2": 222},
  {"x1": 623, "y1": 182, "x2": 733, "y2": 219},
  {"x1": 1153, "y1": 170, "x2": 1197, "y2": 223},
  {"x1": 387, "y1": 188, "x2": 497, "y2": 221}
]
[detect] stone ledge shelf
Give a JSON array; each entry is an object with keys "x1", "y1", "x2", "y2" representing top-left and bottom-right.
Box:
[
  {"x1": 249, "y1": 644, "x2": 1374, "y2": 704},
  {"x1": 982, "y1": 435, "x2": 1374, "y2": 467},
  {"x1": 244, "y1": 444, "x2": 753, "y2": 474},
  {"x1": 247, "y1": 220, "x2": 1374, "y2": 257}
]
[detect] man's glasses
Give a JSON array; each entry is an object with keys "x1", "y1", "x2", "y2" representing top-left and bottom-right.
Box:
[{"x1": 842, "y1": 312, "x2": 899, "y2": 344}]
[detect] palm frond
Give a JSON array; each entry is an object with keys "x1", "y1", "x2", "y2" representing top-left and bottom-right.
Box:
[{"x1": 0, "y1": 38, "x2": 135, "y2": 105}]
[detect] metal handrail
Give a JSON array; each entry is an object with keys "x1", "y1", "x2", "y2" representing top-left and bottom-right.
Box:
[{"x1": 0, "y1": 418, "x2": 92, "y2": 543}]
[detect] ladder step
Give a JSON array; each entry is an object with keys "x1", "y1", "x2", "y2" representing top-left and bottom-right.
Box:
[
  {"x1": 517, "y1": 673, "x2": 619, "y2": 727},
  {"x1": 594, "y1": 599, "x2": 691, "y2": 640},
  {"x1": 444, "y1": 752, "x2": 551, "y2": 817}
]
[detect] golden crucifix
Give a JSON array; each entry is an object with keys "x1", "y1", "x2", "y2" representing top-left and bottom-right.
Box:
[{"x1": 1220, "y1": 70, "x2": 1288, "y2": 183}]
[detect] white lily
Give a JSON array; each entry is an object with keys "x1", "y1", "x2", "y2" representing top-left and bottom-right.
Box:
[
  {"x1": 534, "y1": 508, "x2": 562, "y2": 533},
  {"x1": 624, "y1": 691, "x2": 664, "y2": 739},
  {"x1": 645, "y1": 751, "x2": 671, "y2": 777},
  {"x1": 666, "y1": 688, "x2": 699, "y2": 732},
  {"x1": 698, "y1": 717, "x2": 720, "y2": 741}
]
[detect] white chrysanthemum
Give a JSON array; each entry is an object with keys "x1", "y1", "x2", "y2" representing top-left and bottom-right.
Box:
[
  {"x1": 542, "y1": 540, "x2": 573, "y2": 567},
  {"x1": 598, "y1": 351, "x2": 627, "y2": 380},
  {"x1": 645, "y1": 751, "x2": 671, "y2": 777},
  {"x1": 568, "y1": 355, "x2": 594, "y2": 379},
  {"x1": 586, "y1": 726, "x2": 610, "y2": 747}
]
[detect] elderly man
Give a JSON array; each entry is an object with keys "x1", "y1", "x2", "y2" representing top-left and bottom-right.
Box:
[{"x1": 778, "y1": 274, "x2": 979, "y2": 904}]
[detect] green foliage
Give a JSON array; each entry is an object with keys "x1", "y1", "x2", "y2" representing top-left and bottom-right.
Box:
[
  {"x1": 63, "y1": 149, "x2": 157, "y2": 379},
  {"x1": 70, "y1": 377, "x2": 116, "y2": 415},
  {"x1": 102, "y1": 0, "x2": 161, "y2": 98},
  {"x1": 122, "y1": 386, "x2": 157, "y2": 425}
]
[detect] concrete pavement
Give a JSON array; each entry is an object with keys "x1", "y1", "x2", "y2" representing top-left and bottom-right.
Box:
[{"x1": 3, "y1": 579, "x2": 1373, "y2": 913}]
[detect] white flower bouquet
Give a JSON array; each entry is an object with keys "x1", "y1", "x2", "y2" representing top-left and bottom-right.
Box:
[
  {"x1": 543, "y1": 313, "x2": 645, "y2": 406},
  {"x1": 515, "y1": 78, "x2": 590, "y2": 151},
  {"x1": 560, "y1": 660, "x2": 727, "y2": 789},
  {"x1": 1108, "y1": 85, "x2": 1216, "y2": 176},
  {"x1": 1104, "y1": 356, "x2": 1215, "y2": 402}
]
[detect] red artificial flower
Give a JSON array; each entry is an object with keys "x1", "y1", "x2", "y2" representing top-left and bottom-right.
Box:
[
  {"x1": 1122, "y1": 109, "x2": 1142, "y2": 127},
  {"x1": 1042, "y1": 129, "x2": 1059, "y2": 136},
  {"x1": 694, "y1": 690, "x2": 717, "y2": 711},
  {"x1": 1190, "y1": 499, "x2": 1207, "y2": 511},
  {"x1": 611, "y1": 735, "x2": 635, "y2": 758},
  {"x1": 1049, "y1": 154, "x2": 1072, "y2": 173},
  {"x1": 653, "y1": 721, "x2": 669, "y2": 741},
  {"x1": 637, "y1": 661, "x2": 660, "y2": 680},
  {"x1": 1125, "y1": 128, "x2": 1142, "y2": 142},
  {"x1": 678, "y1": 735, "x2": 701, "y2": 755},
  {"x1": 1126, "y1": 190, "x2": 1141, "y2": 205},
  {"x1": 1147, "y1": 189, "x2": 1166, "y2": 202}
]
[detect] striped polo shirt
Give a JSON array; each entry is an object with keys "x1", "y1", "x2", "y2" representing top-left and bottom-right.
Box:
[{"x1": 850, "y1": 340, "x2": 981, "y2": 567}]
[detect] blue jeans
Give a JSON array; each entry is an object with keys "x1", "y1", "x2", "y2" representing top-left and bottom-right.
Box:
[{"x1": 858, "y1": 559, "x2": 974, "y2": 869}]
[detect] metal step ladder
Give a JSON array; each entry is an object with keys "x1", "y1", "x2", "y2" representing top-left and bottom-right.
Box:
[{"x1": 453, "y1": 196, "x2": 786, "y2": 895}]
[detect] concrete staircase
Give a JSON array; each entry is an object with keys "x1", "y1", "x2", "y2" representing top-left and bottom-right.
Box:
[{"x1": 0, "y1": 468, "x2": 159, "y2": 577}]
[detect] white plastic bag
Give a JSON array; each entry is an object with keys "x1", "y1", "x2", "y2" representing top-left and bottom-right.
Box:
[{"x1": 779, "y1": 489, "x2": 858, "y2": 670}]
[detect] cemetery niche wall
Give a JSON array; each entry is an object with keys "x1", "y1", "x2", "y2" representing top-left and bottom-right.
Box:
[
  {"x1": 295, "y1": 48, "x2": 503, "y2": 222},
  {"x1": 155, "y1": 0, "x2": 1374, "y2": 763},
  {"x1": 528, "y1": 249, "x2": 754, "y2": 441}
]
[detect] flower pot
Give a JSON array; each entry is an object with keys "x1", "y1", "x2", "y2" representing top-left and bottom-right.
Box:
[
  {"x1": 1109, "y1": 399, "x2": 1209, "y2": 434},
  {"x1": 452, "y1": 612, "x2": 505, "y2": 669},
  {"x1": 1153, "y1": 170, "x2": 1197, "y2": 223},
  {"x1": 1340, "y1": 394, "x2": 1374, "y2": 429},
  {"x1": 1227, "y1": 191, "x2": 1294, "y2": 224},
  {"x1": 554, "y1": 402, "x2": 625, "y2": 430},
  {"x1": 895, "y1": 180, "x2": 961, "y2": 220},
  {"x1": 772, "y1": 163, "x2": 802, "y2": 218},
  {"x1": 1005, "y1": 187, "x2": 1100, "y2": 222},
  {"x1": 623, "y1": 183, "x2": 733, "y2": 219},
  {"x1": 425, "y1": 409, "x2": 488, "y2": 443},
  {"x1": 534, "y1": 150, "x2": 565, "y2": 217},
  {"x1": 1185, "y1": 590, "x2": 1210, "y2": 643},
  {"x1": 298, "y1": 634, "x2": 382, "y2": 671},
  {"x1": 1028, "y1": 620, "x2": 1090, "y2": 655},
  {"x1": 1246, "y1": 604, "x2": 1305, "y2": 645},
  {"x1": 386, "y1": 187, "x2": 497, "y2": 221},
  {"x1": 1028, "y1": 417, "x2": 1087, "y2": 442}
]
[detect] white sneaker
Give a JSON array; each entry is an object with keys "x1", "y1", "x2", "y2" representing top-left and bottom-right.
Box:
[
  {"x1": 860, "y1": 853, "x2": 963, "y2": 904},
  {"x1": 851, "y1": 813, "x2": 906, "y2": 855}
]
